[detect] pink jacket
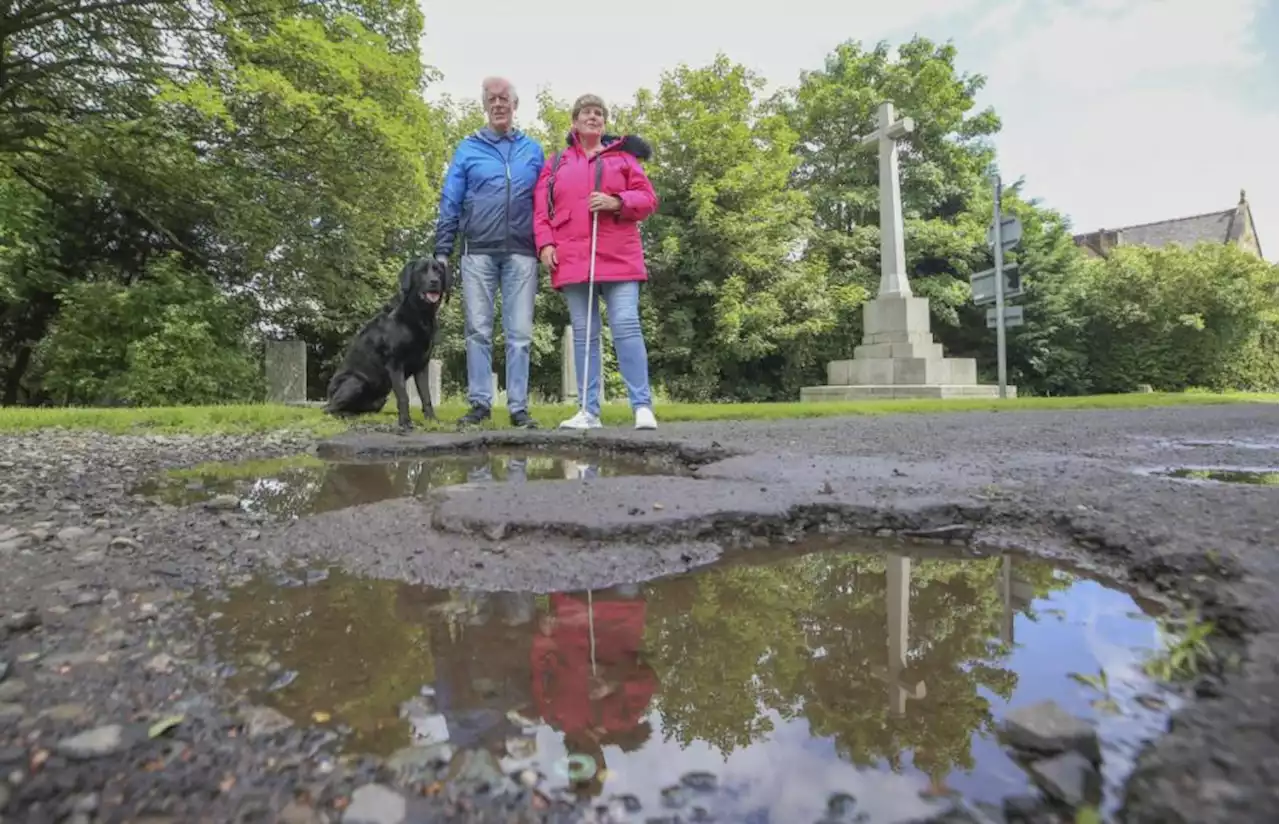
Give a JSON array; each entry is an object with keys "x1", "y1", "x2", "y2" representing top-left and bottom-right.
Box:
[{"x1": 533, "y1": 132, "x2": 659, "y2": 290}]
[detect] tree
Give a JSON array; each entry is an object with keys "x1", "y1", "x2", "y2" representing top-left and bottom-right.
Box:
[
  {"x1": 626, "y1": 55, "x2": 847, "y2": 401},
  {"x1": 1, "y1": 0, "x2": 452, "y2": 404},
  {"x1": 1056, "y1": 243, "x2": 1278, "y2": 393},
  {"x1": 777, "y1": 37, "x2": 1008, "y2": 367}
]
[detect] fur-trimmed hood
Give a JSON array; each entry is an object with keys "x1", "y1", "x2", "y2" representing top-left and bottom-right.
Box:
[{"x1": 564, "y1": 131, "x2": 652, "y2": 161}]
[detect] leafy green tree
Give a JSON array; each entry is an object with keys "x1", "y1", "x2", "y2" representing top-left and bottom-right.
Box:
[
  {"x1": 626, "y1": 55, "x2": 843, "y2": 401},
  {"x1": 1059, "y1": 243, "x2": 1278, "y2": 393}
]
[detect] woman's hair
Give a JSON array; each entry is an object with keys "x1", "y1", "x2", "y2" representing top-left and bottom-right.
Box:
[{"x1": 572, "y1": 94, "x2": 608, "y2": 122}]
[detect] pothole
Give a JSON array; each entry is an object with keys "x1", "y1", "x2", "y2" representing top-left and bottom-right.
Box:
[
  {"x1": 131, "y1": 449, "x2": 685, "y2": 518},
  {"x1": 199, "y1": 539, "x2": 1179, "y2": 823},
  {"x1": 1139, "y1": 465, "x2": 1279, "y2": 486}
]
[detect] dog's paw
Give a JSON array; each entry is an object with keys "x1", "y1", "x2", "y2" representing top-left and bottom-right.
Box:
[{"x1": 396, "y1": 420, "x2": 415, "y2": 433}]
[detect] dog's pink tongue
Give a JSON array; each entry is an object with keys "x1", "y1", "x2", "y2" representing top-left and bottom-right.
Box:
[{"x1": 424, "y1": 292, "x2": 441, "y2": 304}]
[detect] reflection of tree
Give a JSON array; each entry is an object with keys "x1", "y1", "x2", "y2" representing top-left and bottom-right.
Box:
[
  {"x1": 207, "y1": 570, "x2": 436, "y2": 756},
  {"x1": 640, "y1": 552, "x2": 1070, "y2": 781}
]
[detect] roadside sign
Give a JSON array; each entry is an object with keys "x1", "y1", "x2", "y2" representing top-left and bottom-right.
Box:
[
  {"x1": 970, "y1": 264, "x2": 1021, "y2": 305},
  {"x1": 986, "y1": 215, "x2": 1022, "y2": 251},
  {"x1": 986, "y1": 305, "x2": 1025, "y2": 329}
]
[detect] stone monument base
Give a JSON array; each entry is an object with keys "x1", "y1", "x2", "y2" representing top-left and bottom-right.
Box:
[
  {"x1": 799, "y1": 383, "x2": 1015, "y2": 401},
  {"x1": 798, "y1": 294, "x2": 1013, "y2": 402}
]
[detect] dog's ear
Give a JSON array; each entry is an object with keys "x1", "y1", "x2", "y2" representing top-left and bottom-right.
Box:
[{"x1": 397, "y1": 261, "x2": 416, "y2": 296}]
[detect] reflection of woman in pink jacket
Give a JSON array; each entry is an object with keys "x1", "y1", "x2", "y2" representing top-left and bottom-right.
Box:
[{"x1": 533, "y1": 93, "x2": 660, "y2": 432}]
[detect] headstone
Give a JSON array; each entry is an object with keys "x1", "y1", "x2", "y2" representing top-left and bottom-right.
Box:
[
  {"x1": 265, "y1": 340, "x2": 307, "y2": 404},
  {"x1": 799, "y1": 101, "x2": 1013, "y2": 400},
  {"x1": 561, "y1": 325, "x2": 577, "y2": 402},
  {"x1": 405, "y1": 359, "x2": 443, "y2": 409}
]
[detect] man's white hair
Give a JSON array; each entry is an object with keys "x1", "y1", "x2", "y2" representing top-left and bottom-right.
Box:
[{"x1": 480, "y1": 76, "x2": 518, "y2": 109}]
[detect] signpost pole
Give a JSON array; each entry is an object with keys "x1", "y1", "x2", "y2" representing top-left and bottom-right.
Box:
[{"x1": 992, "y1": 175, "x2": 1008, "y2": 399}]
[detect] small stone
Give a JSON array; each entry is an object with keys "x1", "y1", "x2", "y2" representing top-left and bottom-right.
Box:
[
  {"x1": 145, "y1": 653, "x2": 175, "y2": 674},
  {"x1": 902, "y1": 524, "x2": 975, "y2": 542},
  {"x1": 240, "y1": 705, "x2": 293, "y2": 738},
  {"x1": 43, "y1": 704, "x2": 90, "y2": 722},
  {"x1": 72, "y1": 791, "x2": 100, "y2": 813},
  {"x1": 56, "y1": 526, "x2": 94, "y2": 543},
  {"x1": 109, "y1": 537, "x2": 141, "y2": 552},
  {"x1": 90, "y1": 518, "x2": 110, "y2": 530},
  {"x1": 0, "y1": 659, "x2": 9, "y2": 683},
  {"x1": 483, "y1": 522, "x2": 508, "y2": 541},
  {"x1": 1027, "y1": 751, "x2": 1102, "y2": 808},
  {"x1": 343, "y1": 783, "x2": 407, "y2": 824},
  {"x1": 0, "y1": 703, "x2": 23, "y2": 719},
  {"x1": 206, "y1": 494, "x2": 241, "y2": 512},
  {"x1": 999, "y1": 700, "x2": 1101, "y2": 762},
  {"x1": 71, "y1": 591, "x2": 102, "y2": 608},
  {"x1": 0, "y1": 536, "x2": 34, "y2": 553},
  {"x1": 56, "y1": 724, "x2": 126, "y2": 760},
  {"x1": 279, "y1": 800, "x2": 324, "y2": 824},
  {"x1": 4, "y1": 611, "x2": 40, "y2": 633},
  {"x1": 518, "y1": 768, "x2": 538, "y2": 788}
]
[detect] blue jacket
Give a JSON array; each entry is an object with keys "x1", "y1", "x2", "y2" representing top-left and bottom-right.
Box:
[{"x1": 434, "y1": 127, "x2": 546, "y2": 259}]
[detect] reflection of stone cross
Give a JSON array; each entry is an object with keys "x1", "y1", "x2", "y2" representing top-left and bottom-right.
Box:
[
  {"x1": 858, "y1": 101, "x2": 915, "y2": 300},
  {"x1": 872, "y1": 554, "x2": 927, "y2": 715}
]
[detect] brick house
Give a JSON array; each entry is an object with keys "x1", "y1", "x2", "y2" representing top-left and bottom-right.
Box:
[{"x1": 1072, "y1": 190, "x2": 1264, "y2": 259}]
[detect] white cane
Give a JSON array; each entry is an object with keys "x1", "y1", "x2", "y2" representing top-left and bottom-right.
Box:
[
  {"x1": 587, "y1": 588, "x2": 597, "y2": 676},
  {"x1": 578, "y1": 212, "x2": 599, "y2": 419}
]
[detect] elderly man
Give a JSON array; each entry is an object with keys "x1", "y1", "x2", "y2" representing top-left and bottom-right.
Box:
[{"x1": 434, "y1": 77, "x2": 546, "y2": 429}]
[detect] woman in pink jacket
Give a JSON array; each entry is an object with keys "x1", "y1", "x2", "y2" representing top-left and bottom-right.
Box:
[{"x1": 533, "y1": 94, "x2": 660, "y2": 431}]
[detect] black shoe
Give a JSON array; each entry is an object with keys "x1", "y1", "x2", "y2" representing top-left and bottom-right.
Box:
[
  {"x1": 456, "y1": 404, "x2": 491, "y2": 430},
  {"x1": 509, "y1": 409, "x2": 539, "y2": 429}
]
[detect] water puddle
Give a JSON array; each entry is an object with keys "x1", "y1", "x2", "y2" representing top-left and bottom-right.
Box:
[
  {"x1": 1140, "y1": 436, "x2": 1279, "y2": 452},
  {"x1": 131, "y1": 449, "x2": 678, "y2": 518},
  {"x1": 202, "y1": 542, "x2": 1177, "y2": 822},
  {"x1": 1140, "y1": 466, "x2": 1278, "y2": 486}
]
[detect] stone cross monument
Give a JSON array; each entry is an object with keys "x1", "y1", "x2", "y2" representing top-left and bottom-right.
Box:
[{"x1": 799, "y1": 101, "x2": 1010, "y2": 400}]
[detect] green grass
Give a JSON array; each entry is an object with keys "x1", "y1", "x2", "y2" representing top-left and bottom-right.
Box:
[{"x1": 0, "y1": 391, "x2": 1272, "y2": 436}]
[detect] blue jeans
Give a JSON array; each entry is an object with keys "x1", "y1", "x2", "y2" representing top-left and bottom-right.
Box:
[
  {"x1": 562, "y1": 280, "x2": 652, "y2": 417},
  {"x1": 461, "y1": 253, "x2": 537, "y2": 413}
]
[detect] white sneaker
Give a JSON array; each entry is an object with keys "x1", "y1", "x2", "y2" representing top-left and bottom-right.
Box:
[
  {"x1": 634, "y1": 406, "x2": 657, "y2": 430},
  {"x1": 558, "y1": 410, "x2": 602, "y2": 430}
]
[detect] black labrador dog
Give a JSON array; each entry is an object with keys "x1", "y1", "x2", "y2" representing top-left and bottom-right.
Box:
[{"x1": 324, "y1": 257, "x2": 452, "y2": 430}]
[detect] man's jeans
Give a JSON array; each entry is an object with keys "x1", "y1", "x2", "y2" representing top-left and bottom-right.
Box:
[
  {"x1": 461, "y1": 253, "x2": 537, "y2": 414},
  {"x1": 562, "y1": 280, "x2": 653, "y2": 417}
]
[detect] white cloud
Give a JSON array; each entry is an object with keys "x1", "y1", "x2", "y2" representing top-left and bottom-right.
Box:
[
  {"x1": 418, "y1": 0, "x2": 1278, "y2": 260},
  {"x1": 971, "y1": 0, "x2": 1277, "y2": 258}
]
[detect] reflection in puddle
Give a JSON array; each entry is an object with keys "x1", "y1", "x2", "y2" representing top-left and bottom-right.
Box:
[
  {"x1": 132, "y1": 450, "x2": 677, "y2": 517},
  {"x1": 1144, "y1": 466, "x2": 1279, "y2": 486},
  {"x1": 203, "y1": 544, "x2": 1171, "y2": 822}
]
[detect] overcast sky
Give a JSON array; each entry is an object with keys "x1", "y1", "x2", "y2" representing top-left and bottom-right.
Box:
[{"x1": 419, "y1": 0, "x2": 1279, "y2": 261}]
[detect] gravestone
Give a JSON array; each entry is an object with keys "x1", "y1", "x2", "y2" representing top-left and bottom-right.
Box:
[
  {"x1": 265, "y1": 340, "x2": 307, "y2": 404},
  {"x1": 799, "y1": 101, "x2": 1011, "y2": 400},
  {"x1": 560, "y1": 325, "x2": 609, "y2": 406},
  {"x1": 404, "y1": 359, "x2": 443, "y2": 409},
  {"x1": 561, "y1": 325, "x2": 577, "y2": 402}
]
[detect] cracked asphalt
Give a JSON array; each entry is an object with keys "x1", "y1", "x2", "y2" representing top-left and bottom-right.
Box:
[{"x1": 0, "y1": 402, "x2": 1276, "y2": 823}]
